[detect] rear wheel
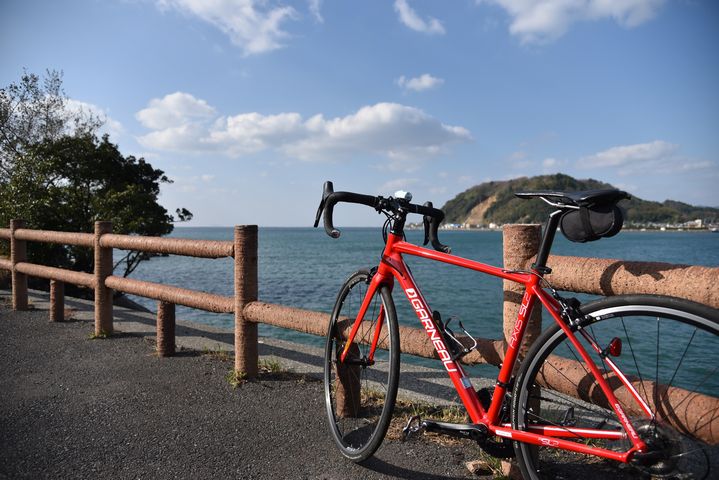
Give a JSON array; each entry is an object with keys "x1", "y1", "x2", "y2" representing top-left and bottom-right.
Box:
[
  {"x1": 512, "y1": 295, "x2": 719, "y2": 479},
  {"x1": 324, "y1": 270, "x2": 400, "y2": 462}
]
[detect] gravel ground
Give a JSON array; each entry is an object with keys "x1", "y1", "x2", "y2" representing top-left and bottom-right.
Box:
[{"x1": 0, "y1": 301, "x2": 493, "y2": 480}]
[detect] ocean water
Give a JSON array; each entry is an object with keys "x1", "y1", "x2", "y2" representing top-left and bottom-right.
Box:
[{"x1": 120, "y1": 227, "x2": 718, "y2": 377}]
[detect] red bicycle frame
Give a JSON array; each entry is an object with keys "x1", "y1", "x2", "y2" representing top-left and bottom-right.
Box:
[{"x1": 340, "y1": 231, "x2": 651, "y2": 463}]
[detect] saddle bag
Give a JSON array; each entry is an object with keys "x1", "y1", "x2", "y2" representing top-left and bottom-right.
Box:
[{"x1": 560, "y1": 203, "x2": 625, "y2": 243}]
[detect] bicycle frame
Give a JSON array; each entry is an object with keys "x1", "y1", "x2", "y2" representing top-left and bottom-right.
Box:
[{"x1": 340, "y1": 231, "x2": 651, "y2": 463}]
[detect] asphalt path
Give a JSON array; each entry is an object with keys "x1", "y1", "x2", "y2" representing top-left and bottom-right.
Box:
[{"x1": 0, "y1": 301, "x2": 493, "y2": 479}]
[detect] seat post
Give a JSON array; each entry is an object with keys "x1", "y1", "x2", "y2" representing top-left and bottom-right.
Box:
[{"x1": 533, "y1": 210, "x2": 563, "y2": 274}]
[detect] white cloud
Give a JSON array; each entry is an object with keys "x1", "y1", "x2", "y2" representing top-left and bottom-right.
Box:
[
  {"x1": 478, "y1": 0, "x2": 665, "y2": 44},
  {"x1": 397, "y1": 74, "x2": 444, "y2": 92},
  {"x1": 577, "y1": 140, "x2": 717, "y2": 177},
  {"x1": 137, "y1": 94, "x2": 471, "y2": 167},
  {"x1": 394, "y1": 0, "x2": 445, "y2": 35},
  {"x1": 136, "y1": 92, "x2": 216, "y2": 130},
  {"x1": 308, "y1": 0, "x2": 323, "y2": 23},
  {"x1": 285, "y1": 104, "x2": 471, "y2": 165},
  {"x1": 66, "y1": 99, "x2": 124, "y2": 138},
  {"x1": 578, "y1": 140, "x2": 678, "y2": 168},
  {"x1": 156, "y1": 0, "x2": 298, "y2": 56}
]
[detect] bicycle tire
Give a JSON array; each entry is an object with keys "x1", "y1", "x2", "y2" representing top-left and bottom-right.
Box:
[
  {"x1": 512, "y1": 294, "x2": 719, "y2": 479},
  {"x1": 324, "y1": 270, "x2": 400, "y2": 462}
]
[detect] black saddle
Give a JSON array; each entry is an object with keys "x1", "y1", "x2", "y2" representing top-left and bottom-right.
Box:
[{"x1": 514, "y1": 189, "x2": 629, "y2": 207}]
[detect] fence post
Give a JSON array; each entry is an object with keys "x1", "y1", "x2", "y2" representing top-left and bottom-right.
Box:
[
  {"x1": 10, "y1": 219, "x2": 28, "y2": 310},
  {"x1": 336, "y1": 343, "x2": 361, "y2": 417},
  {"x1": 50, "y1": 280, "x2": 64, "y2": 322},
  {"x1": 94, "y1": 221, "x2": 113, "y2": 336},
  {"x1": 501, "y1": 224, "x2": 542, "y2": 478},
  {"x1": 234, "y1": 225, "x2": 258, "y2": 377},
  {"x1": 502, "y1": 224, "x2": 543, "y2": 354},
  {"x1": 157, "y1": 301, "x2": 176, "y2": 356}
]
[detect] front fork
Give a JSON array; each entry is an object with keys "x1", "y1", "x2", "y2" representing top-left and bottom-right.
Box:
[{"x1": 340, "y1": 270, "x2": 392, "y2": 364}]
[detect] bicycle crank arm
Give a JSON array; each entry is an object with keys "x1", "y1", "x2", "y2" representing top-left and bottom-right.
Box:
[
  {"x1": 424, "y1": 420, "x2": 488, "y2": 441},
  {"x1": 403, "y1": 415, "x2": 488, "y2": 442}
]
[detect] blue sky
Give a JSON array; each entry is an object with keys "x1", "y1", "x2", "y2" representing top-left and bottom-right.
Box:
[{"x1": 2, "y1": 0, "x2": 717, "y2": 226}]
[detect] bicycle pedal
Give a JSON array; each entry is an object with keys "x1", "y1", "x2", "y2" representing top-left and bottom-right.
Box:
[{"x1": 401, "y1": 415, "x2": 425, "y2": 441}]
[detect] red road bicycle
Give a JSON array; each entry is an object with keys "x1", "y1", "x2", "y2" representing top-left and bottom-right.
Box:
[{"x1": 314, "y1": 181, "x2": 719, "y2": 479}]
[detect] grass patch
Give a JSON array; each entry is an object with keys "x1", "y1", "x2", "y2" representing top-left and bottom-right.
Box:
[
  {"x1": 226, "y1": 369, "x2": 247, "y2": 388},
  {"x1": 87, "y1": 329, "x2": 111, "y2": 339},
  {"x1": 202, "y1": 345, "x2": 231, "y2": 362},
  {"x1": 225, "y1": 358, "x2": 318, "y2": 388},
  {"x1": 259, "y1": 358, "x2": 284, "y2": 373}
]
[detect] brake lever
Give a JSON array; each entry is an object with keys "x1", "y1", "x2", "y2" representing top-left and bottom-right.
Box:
[
  {"x1": 313, "y1": 197, "x2": 325, "y2": 228},
  {"x1": 422, "y1": 201, "x2": 450, "y2": 253},
  {"x1": 422, "y1": 211, "x2": 431, "y2": 246}
]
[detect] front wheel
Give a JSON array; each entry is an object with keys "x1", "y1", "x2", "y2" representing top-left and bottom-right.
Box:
[
  {"x1": 324, "y1": 270, "x2": 400, "y2": 462},
  {"x1": 512, "y1": 295, "x2": 719, "y2": 479}
]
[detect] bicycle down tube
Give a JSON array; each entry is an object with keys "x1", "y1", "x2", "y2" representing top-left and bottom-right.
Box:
[{"x1": 342, "y1": 230, "x2": 649, "y2": 463}]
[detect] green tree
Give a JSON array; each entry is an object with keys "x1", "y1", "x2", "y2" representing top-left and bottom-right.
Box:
[
  {"x1": 1, "y1": 70, "x2": 191, "y2": 278},
  {"x1": 0, "y1": 70, "x2": 100, "y2": 174}
]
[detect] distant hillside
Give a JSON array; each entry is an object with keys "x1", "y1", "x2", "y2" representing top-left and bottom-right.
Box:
[{"x1": 441, "y1": 174, "x2": 719, "y2": 226}]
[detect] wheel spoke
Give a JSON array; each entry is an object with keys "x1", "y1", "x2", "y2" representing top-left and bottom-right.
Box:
[{"x1": 621, "y1": 317, "x2": 652, "y2": 412}]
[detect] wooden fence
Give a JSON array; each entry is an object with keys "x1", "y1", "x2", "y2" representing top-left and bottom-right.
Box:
[{"x1": 1, "y1": 220, "x2": 718, "y2": 443}]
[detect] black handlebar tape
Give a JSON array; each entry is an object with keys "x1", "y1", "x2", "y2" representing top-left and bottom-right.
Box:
[
  {"x1": 323, "y1": 198, "x2": 340, "y2": 238},
  {"x1": 323, "y1": 191, "x2": 379, "y2": 238}
]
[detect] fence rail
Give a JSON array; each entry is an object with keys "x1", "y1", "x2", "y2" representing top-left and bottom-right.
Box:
[
  {"x1": 15, "y1": 229, "x2": 94, "y2": 247},
  {"x1": 15, "y1": 262, "x2": 95, "y2": 288},
  {"x1": 1, "y1": 219, "x2": 718, "y2": 444},
  {"x1": 105, "y1": 275, "x2": 234, "y2": 313},
  {"x1": 99, "y1": 234, "x2": 233, "y2": 258}
]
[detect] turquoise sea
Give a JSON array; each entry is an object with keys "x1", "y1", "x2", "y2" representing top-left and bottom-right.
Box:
[{"x1": 123, "y1": 227, "x2": 718, "y2": 377}]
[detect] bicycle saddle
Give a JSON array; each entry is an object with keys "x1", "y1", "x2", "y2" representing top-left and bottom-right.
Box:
[{"x1": 514, "y1": 189, "x2": 629, "y2": 206}]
